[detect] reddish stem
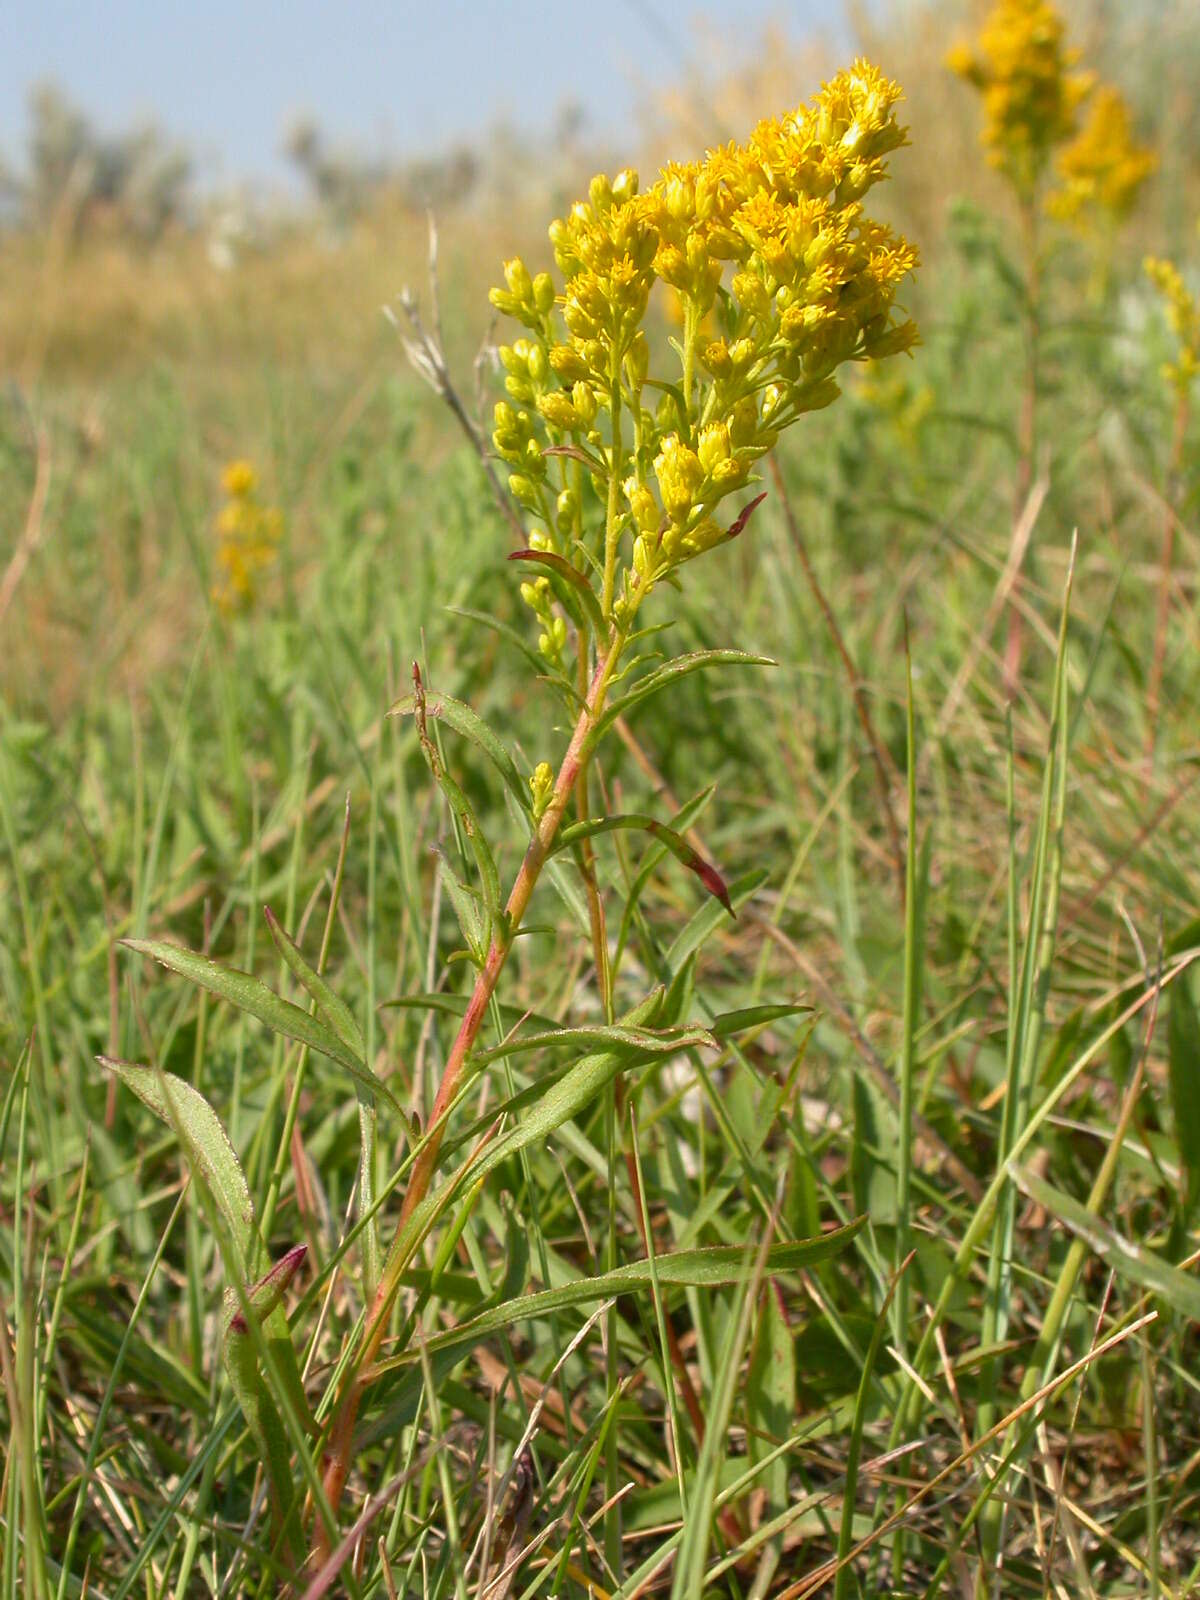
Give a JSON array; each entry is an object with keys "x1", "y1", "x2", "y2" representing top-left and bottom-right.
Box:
[{"x1": 312, "y1": 640, "x2": 619, "y2": 1562}]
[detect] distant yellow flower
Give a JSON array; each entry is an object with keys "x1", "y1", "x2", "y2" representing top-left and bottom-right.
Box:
[
  {"x1": 947, "y1": 0, "x2": 1093, "y2": 199},
  {"x1": 490, "y1": 60, "x2": 918, "y2": 619},
  {"x1": 221, "y1": 459, "x2": 258, "y2": 498},
  {"x1": 1145, "y1": 255, "x2": 1200, "y2": 398},
  {"x1": 1048, "y1": 87, "x2": 1156, "y2": 225},
  {"x1": 212, "y1": 461, "x2": 282, "y2": 615}
]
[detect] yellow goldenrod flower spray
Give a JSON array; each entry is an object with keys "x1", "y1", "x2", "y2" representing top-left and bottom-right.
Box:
[
  {"x1": 948, "y1": 0, "x2": 1152, "y2": 695},
  {"x1": 312, "y1": 60, "x2": 919, "y2": 1564},
  {"x1": 212, "y1": 459, "x2": 283, "y2": 615},
  {"x1": 1143, "y1": 248, "x2": 1199, "y2": 762}
]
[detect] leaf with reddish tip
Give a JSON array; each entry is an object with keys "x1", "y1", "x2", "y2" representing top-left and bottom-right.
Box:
[
  {"x1": 225, "y1": 1244, "x2": 308, "y2": 1336},
  {"x1": 509, "y1": 548, "x2": 606, "y2": 640},
  {"x1": 726, "y1": 491, "x2": 768, "y2": 540},
  {"x1": 556, "y1": 812, "x2": 734, "y2": 917}
]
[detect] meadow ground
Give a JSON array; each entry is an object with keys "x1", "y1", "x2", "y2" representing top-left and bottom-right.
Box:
[{"x1": 2, "y1": 6, "x2": 1200, "y2": 1597}]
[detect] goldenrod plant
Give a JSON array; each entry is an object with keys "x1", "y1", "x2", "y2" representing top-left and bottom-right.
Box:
[
  {"x1": 104, "y1": 62, "x2": 918, "y2": 1587},
  {"x1": 211, "y1": 459, "x2": 283, "y2": 615},
  {"x1": 947, "y1": 0, "x2": 1154, "y2": 696},
  {"x1": 1048, "y1": 86, "x2": 1157, "y2": 228}
]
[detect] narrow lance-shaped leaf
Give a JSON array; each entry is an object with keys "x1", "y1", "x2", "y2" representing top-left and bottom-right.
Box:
[
  {"x1": 99, "y1": 1056, "x2": 255, "y2": 1271},
  {"x1": 369, "y1": 1221, "x2": 864, "y2": 1375},
  {"x1": 1012, "y1": 1162, "x2": 1200, "y2": 1322},
  {"x1": 222, "y1": 1245, "x2": 309, "y2": 1564},
  {"x1": 388, "y1": 686, "x2": 533, "y2": 818},
  {"x1": 264, "y1": 906, "x2": 365, "y2": 1061},
  {"x1": 120, "y1": 939, "x2": 404, "y2": 1117},
  {"x1": 1167, "y1": 969, "x2": 1200, "y2": 1216},
  {"x1": 470, "y1": 1020, "x2": 717, "y2": 1068},
  {"x1": 408, "y1": 662, "x2": 504, "y2": 936},
  {"x1": 556, "y1": 812, "x2": 734, "y2": 917},
  {"x1": 586, "y1": 649, "x2": 775, "y2": 750}
]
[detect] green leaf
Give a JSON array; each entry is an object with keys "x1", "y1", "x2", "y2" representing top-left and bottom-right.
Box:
[
  {"x1": 388, "y1": 687, "x2": 532, "y2": 817},
  {"x1": 370, "y1": 1221, "x2": 864, "y2": 1375},
  {"x1": 471, "y1": 1020, "x2": 717, "y2": 1067},
  {"x1": 1011, "y1": 1163, "x2": 1200, "y2": 1321},
  {"x1": 263, "y1": 907, "x2": 365, "y2": 1061},
  {"x1": 406, "y1": 675, "x2": 505, "y2": 935},
  {"x1": 665, "y1": 868, "x2": 769, "y2": 973},
  {"x1": 710, "y1": 1002, "x2": 812, "y2": 1039},
  {"x1": 586, "y1": 650, "x2": 774, "y2": 750},
  {"x1": 120, "y1": 939, "x2": 403, "y2": 1117},
  {"x1": 1168, "y1": 969, "x2": 1200, "y2": 1215},
  {"x1": 746, "y1": 1282, "x2": 795, "y2": 1534},
  {"x1": 556, "y1": 812, "x2": 733, "y2": 916},
  {"x1": 99, "y1": 1056, "x2": 255, "y2": 1271},
  {"x1": 380, "y1": 991, "x2": 560, "y2": 1032}
]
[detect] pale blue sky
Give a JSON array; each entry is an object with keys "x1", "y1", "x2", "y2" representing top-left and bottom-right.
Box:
[{"x1": 2, "y1": 1, "x2": 848, "y2": 190}]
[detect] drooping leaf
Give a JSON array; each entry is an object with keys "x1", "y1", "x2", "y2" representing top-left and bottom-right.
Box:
[
  {"x1": 369, "y1": 1221, "x2": 864, "y2": 1375},
  {"x1": 508, "y1": 548, "x2": 606, "y2": 641},
  {"x1": 120, "y1": 940, "x2": 403, "y2": 1116},
  {"x1": 99, "y1": 1056, "x2": 255, "y2": 1270},
  {"x1": 556, "y1": 812, "x2": 733, "y2": 916},
  {"x1": 1012, "y1": 1163, "x2": 1200, "y2": 1321},
  {"x1": 264, "y1": 907, "x2": 365, "y2": 1061}
]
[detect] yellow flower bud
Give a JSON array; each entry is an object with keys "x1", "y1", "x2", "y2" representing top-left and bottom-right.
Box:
[
  {"x1": 549, "y1": 343, "x2": 589, "y2": 383},
  {"x1": 509, "y1": 474, "x2": 539, "y2": 508},
  {"x1": 654, "y1": 434, "x2": 705, "y2": 522},
  {"x1": 529, "y1": 760, "x2": 555, "y2": 818},
  {"x1": 701, "y1": 340, "x2": 732, "y2": 379},
  {"x1": 571, "y1": 381, "x2": 598, "y2": 425},
  {"x1": 555, "y1": 488, "x2": 579, "y2": 533},
  {"x1": 532, "y1": 272, "x2": 556, "y2": 314},
  {"x1": 625, "y1": 478, "x2": 660, "y2": 533},
  {"x1": 697, "y1": 422, "x2": 731, "y2": 475},
  {"x1": 538, "y1": 392, "x2": 581, "y2": 431},
  {"x1": 612, "y1": 168, "x2": 639, "y2": 202},
  {"x1": 504, "y1": 257, "x2": 533, "y2": 303}
]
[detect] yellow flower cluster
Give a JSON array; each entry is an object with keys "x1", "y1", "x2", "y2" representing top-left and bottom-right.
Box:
[
  {"x1": 1048, "y1": 87, "x2": 1156, "y2": 226},
  {"x1": 946, "y1": 0, "x2": 1093, "y2": 200},
  {"x1": 490, "y1": 60, "x2": 918, "y2": 627},
  {"x1": 1145, "y1": 255, "x2": 1200, "y2": 398},
  {"x1": 212, "y1": 460, "x2": 283, "y2": 616}
]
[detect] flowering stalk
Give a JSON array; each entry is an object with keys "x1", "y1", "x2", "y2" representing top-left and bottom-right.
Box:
[
  {"x1": 314, "y1": 59, "x2": 919, "y2": 1567},
  {"x1": 948, "y1": 0, "x2": 1153, "y2": 697}
]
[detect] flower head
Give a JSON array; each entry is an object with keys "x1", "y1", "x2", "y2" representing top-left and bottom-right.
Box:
[
  {"x1": 1048, "y1": 87, "x2": 1156, "y2": 226},
  {"x1": 212, "y1": 461, "x2": 283, "y2": 616},
  {"x1": 947, "y1": 0, "x2": 1093, "y2": 199},
  {"x1": 489, "y1": 60, "x2": 917, "y2": 623},
  {"x1": 1145, "y1": 254, "x2": 1200, "y2": 398}
]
